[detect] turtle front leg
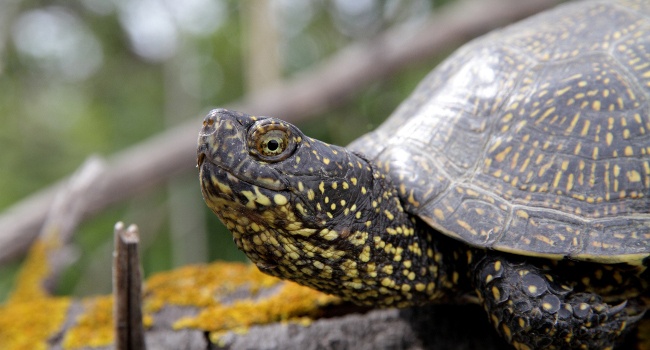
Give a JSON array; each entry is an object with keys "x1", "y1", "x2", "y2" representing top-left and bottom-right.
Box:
[{"x1": 473, "y1": 255, "x2": 644, "y2": 349}]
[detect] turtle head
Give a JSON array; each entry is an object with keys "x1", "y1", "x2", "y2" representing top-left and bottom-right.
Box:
[{"x1": 198, "y1": 109, "x2": 446, "y2": 307}]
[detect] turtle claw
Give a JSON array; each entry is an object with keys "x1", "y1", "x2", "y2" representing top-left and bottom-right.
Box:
[{"x1": 606, "y1": 301, "x2": 627, "y2": 317}]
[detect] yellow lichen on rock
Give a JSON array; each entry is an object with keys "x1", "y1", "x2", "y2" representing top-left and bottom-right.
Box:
[
  {"x1": 0, "y1": 235, "x2": 71, "y2": 350},
  {"x1": 174, "y1": 280, "x2": 337, "y2": 331},
  {"x1": 144, "y1": 261, "x2": 281, "y2": 312},
  {"x1": 62, "y1": 296, "x2": 114, "y2": 349},
  {"x1": 9, "y1": 236, "x2": 61, "y2": 302},
  {"x1": 145, "y1": 261, "x2": 339, "y2": 338},
  {"x1": 1, "y1": 254, "x2": 339, "y2": 349},
  {"x1": 0, "y1": 297, "x2": 71, "y2": 350}
]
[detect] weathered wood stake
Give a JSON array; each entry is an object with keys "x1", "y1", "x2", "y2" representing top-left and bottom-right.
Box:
[{"x1": 113, "y1": 222, "x2": 146, "y2": 350}]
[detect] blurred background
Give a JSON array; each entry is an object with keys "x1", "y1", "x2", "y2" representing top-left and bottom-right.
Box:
[
  {"x1": 0, "y1": 0, "x2": 451, "y2": 301},
  {"x1": 0, "y1": 0, "x2": 552, "y2": 302}
]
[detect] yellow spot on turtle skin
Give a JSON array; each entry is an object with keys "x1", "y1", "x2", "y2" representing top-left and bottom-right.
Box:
[
  {"x1": 381, "y1": 278, "x2": 395, "y2": 288},
  {"x1": 331, "y1": 182, "x2": 338, "y2": 189},
  {"x1": 273, "y1": 194, "x2": 288, "y2": 206},
  {"x1": 606, "y1": 132, "x2": 613, "y2": 146},
  {"x1": 415, "y1": 283, "x2": 426, "y2": 292},
  {"x1": 384, "y1": 210, "x2": 395, "y2": 220},
  {"x1": 319, "y1": 229, "x2": 338, "y2": 240},
  {"x1": 502, "y1": 324, "x2": 512, "y2": 341},
  {"x1": 319, "y1": 182, "x2": 325, "y2": 194},
  {"x1": 381, "y1": 265, "x2": 394, "y2": 275},
  {"x1": 361, "y1": 187, "x2": 367, "y2": 194},
  {"x1": 492, "y1": 286, "x2": 501, "y2": 300},
  {"x1": 528, "y1": 285, "x2": 538, "y2": 295},
  {"x1": 323, "y1": 158, "x2": 330, "y2": 165},
  {"x1": 359, "y1": 246, "x2": 371, "y2": 262},
  {"x1": 307, "y1": 189, "x2": 315, "y2": 201},
  {"x1": 350, "y1": 177, "x2": 358, "y2": 186}
]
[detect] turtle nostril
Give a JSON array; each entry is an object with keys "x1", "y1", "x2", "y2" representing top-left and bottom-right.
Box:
[{"x1": 200, "y1": 115, "x2": 219, "y2": 137}]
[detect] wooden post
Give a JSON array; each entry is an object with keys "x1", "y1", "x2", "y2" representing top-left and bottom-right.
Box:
[{"x1": 113, "y1": 222, "x2": 146, "y2": 350}]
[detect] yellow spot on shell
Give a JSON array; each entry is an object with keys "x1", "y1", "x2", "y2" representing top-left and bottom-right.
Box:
[
  {"x1": 627, "y1": 170, "x2": 641, "y2": 182},
  {"x1": 495, "y1": 146, "x2": 512, "y2": 163}
]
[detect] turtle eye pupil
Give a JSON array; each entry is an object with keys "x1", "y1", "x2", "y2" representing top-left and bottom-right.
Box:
[{"x1": 267, "y1": 139, "x2": 279, "y2": 151}]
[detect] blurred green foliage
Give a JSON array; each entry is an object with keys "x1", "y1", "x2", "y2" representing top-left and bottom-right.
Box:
[{"x1": 0, "y1": 0, "x2": 454, "y2": 301}]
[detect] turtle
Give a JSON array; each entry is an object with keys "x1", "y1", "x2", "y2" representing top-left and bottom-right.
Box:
[{"x1": 197, "y1": 0, "x2": 650, "y2": 348}]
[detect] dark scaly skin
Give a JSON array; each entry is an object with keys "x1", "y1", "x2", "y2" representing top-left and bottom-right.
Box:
[
  {"x1": 197, "y1": 109, "x2": 467, "y2": 306},
  {"x1": 198, "y1": 109, "x2": 649, "y2": 349}
]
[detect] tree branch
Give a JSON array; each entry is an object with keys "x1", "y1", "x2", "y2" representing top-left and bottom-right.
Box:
[{"x1": 0, "y1": 0, "x2": 558, "y2": 263}]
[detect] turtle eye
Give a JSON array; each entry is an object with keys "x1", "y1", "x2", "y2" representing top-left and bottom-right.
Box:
[
  {"x1": 258, "y1": 130, "x2": 287, "y2": 156},
  {"x1": 248, "y1": 119, "x2": 297, "y2": 162}
]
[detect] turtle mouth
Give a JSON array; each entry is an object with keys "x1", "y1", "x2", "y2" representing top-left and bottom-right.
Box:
[{"x1": 198, "y1": 149, "x2": 288, "y2": 192}]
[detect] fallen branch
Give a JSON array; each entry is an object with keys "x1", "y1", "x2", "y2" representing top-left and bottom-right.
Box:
[{"x1": 0, "y1": 0, "x2": 558, "y2": 263}]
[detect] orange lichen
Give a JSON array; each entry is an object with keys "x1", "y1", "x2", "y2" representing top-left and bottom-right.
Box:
[
  {"x1": 144, "y1": 262, "x2": 280, "y2": 312},
  {"x1": 62, "y1": 296, "x2": 114, "y2": 349},
  {"x1": 0, "y1": 233, "x2": 71, "y2": 350},
  {"x1": 0, "y1": 297, "x2": 71, "y2": 350},
  {"x1": 2, "y1": 252, "x2": 338, "y2": 349},
  {"x1": 174, "y1": 280, "x2": 337, "y2": 330},
  {"x1": 9, "y1": 235, "x2": 61, "y2": 302},
  {"x1": 145, "y1": 261, "x2": 339, "y2": 338}
]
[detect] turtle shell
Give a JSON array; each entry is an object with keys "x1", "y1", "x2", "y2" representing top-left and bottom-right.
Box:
[{"x1": 349, "y1": 0, "x2": 650, "y2": 264}]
